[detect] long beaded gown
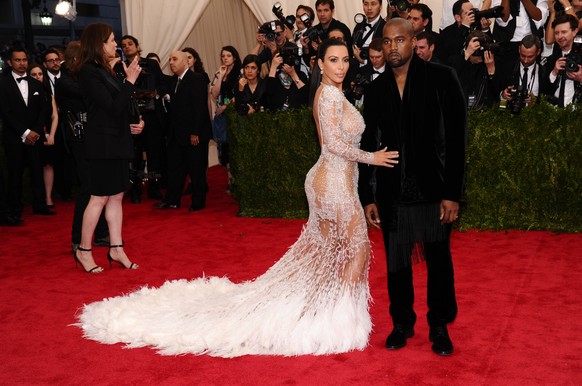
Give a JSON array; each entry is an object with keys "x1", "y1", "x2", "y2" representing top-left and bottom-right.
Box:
[{"x1": 77, "y1": 84, "x2": 376, "y2": 357}]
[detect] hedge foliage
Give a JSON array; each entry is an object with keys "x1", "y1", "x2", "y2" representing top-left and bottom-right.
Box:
[{"x1": 226, "y1": 101, "x2": 581, "y2": 232}]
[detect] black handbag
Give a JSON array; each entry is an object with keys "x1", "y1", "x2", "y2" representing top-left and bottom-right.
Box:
[{"x1": 64, "y1": 111, "x2": 86, "y2": 140}]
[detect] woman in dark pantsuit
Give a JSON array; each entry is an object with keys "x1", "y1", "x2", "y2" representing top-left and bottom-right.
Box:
[{"x1": 72, "y1": 23, "x2": 143, "y2": 273}]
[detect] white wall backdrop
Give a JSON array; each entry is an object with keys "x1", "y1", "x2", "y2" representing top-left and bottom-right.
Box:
[{"x1": 119, "y1": 0, "x2": 444, "y2": 74}]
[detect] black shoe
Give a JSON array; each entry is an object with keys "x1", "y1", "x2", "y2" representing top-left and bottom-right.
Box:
[
  {"x1": 188, "y1": 205, "x2": 205, "y2": 212},
  {"x1": 153, "y1": 202, "x2": 179, "y2": 209},
  {"x1": 107, "y1": 242, "x2": 138, "y2": 269},
  {"x1": 429, "y1": 325, "x2": 454, "y2": 356},
  {"x1": 385, "y1": 325, "x2": 414, "y2": 350},
  {"x1": 0, "y1": 214, "x2": 23, "y2": 226},
  {"x1": 33, "y1": 208, "x2": 56, "y2": 215}
]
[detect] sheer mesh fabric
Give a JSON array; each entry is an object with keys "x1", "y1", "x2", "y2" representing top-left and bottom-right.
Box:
[{"x1": 76, "y1": 84, "x2": 376, "y2": 357}]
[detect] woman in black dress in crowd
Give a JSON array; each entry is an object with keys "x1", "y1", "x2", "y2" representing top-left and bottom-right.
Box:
[
  {"x1": 235, "y1": 54, "x2": 266, "y2": 115},
  {"x1": 27, "y1": 64, "x2": 58, "y2": 209},
  {"x1": 210, "y1": 46, "x2": 241, "y2": 189},
  {"x1": 72, "y1": 22, "x2": 144, "y2": 273}
]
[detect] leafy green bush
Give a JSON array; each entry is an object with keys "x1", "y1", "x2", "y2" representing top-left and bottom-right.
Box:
[{"x1": 226, "y1": 101, "x2": 581, "y2": 232}]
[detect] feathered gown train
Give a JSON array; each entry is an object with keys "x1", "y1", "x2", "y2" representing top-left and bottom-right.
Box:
[{"x1": 77, "y1": 84, "x2": 376, "y2": 357}]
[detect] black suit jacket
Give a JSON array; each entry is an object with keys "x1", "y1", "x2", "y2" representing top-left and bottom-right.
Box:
[
  {"x1": 540, "y1": 50, "x2": 581, "y2": 104},
  {"x1": 0, "y1": 74, "x2": 47, "y2": 145},
  {"x1": 352, "y1": 18, "x2": 386, "y2": 48},
  {"x1": 440, "y1": 23, "x2": 471, "y2": 67},
  {"x1": 168, "y1": 70, "x2": 212, "y2": 145},
  {"x1": 359, "y1": 56, "x2": 467, "y2": 207},
  {"x1": 79, "y1": 63, "x2": 136, "y2": 160}
]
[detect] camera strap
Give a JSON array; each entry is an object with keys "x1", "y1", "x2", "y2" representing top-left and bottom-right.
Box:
[{"x1": 358, "y1": 23, "x2": 377, "y2": 47}]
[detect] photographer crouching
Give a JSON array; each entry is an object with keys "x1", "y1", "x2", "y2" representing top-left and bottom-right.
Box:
[{"x1": 499, "y1": 34, "x2": 545, "y2": 114}]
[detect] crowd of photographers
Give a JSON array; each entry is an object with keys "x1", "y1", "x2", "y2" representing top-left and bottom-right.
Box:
[{"x1": 2, "y1": 0, "x2": 582, "y2": 228}]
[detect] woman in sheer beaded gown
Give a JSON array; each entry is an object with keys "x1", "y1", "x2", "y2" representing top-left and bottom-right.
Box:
[{"x1": 77, "y1": 39, "x2": 399, "y2": 357}]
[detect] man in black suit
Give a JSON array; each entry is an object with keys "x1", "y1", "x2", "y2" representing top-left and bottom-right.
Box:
[
  {"x1": 542, "y1": 13, "x2": 582, "y2": 107},
  {"x1": 358, "y1": 19, "x2": 467, "y2": 356},
  {"x1": 500, "y1": 34, "x2": 545, "y2": 109},
  {"x1": 154, "y1": 51, "x2": 211, "y2": 212},
  {"x1": 314, "y1": 0, "x2": 353, "y2": 47},
  {"x1": 0, "y1": 47, "x2": 53, "y2": 223},
  {"x1": 440, "y1": 0, "x2": 475, "y2": 67},
  {"x1": 352, "y1": 0, "x2": 386, "y2": 65}
]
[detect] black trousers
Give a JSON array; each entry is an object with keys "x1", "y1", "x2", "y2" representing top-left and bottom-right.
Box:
[
  {"x1": 164, "y1": 139, "x2": 208, "y2": 208},
  {"x1": 382, "y1": 225, "x2": 458, "y2": 328},
  {"x1": 69, "y1": 141, "x2": 108, "y2": 243},
  {"x1": 3, "y1": 142, "x2": 46, "y2": 216}
]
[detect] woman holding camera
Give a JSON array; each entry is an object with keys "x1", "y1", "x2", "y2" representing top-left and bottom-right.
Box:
[
  {"x1": 72, "y1": 23, "x2": 144, "y2": 273},
  {"x1": 235, "y1": 55, "x2": 266, "y2": 115}
]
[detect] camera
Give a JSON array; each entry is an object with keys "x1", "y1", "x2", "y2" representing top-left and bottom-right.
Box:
[
  {"x1": 353, "y1": 13, "x2": 371, "y2": 60},
  {"x1": 346, "y1": 73, "x2": 370, "y2": 101},
  {"x1": 258, "y1": 21, "x2": 280, "y2": 42},
  {"x1": 298, "y1": 13, "x2": 324, "y2": 46},
  {"x1": 279, "y1": 46, "x2": 301, "y2": 67},
  {"x1": 391, "y1": 0, "x2": 411, "y2": 12},
  {"x1": 272, "y1": 2, "x2": 296, "y2": 31},
  {"x1": 466, "y1": 32, "x2": 501, "y2": 57},
  {"x1": 565, "y1": 35, "x2": 582, "y2": 73},
  {"x1": 470, "y1": 6, "x2": 504, "y2": 29},
  {"x1": 508, "y1": 85, "x2": 528, "y2": 115}
]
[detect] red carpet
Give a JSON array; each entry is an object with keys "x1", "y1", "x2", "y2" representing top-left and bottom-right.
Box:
[{"x1": 0, "y1": 166, "x2": 580, "y2": 385}]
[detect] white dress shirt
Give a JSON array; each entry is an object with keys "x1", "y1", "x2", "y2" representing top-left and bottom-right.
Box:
[{"x1": 492, "y1": 0, "x2": 549, "y2": 42}]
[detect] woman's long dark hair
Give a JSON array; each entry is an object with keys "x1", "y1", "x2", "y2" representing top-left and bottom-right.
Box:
[
  {"x1": 72, "y1": 22, "x2": 114, "y2": 75},
  {"x1": 182, "y1": 47, "x2": 206, "y2": 73},
  {"x1": 309, "y1": 38, "x2": 348, "y2": 107},
  {"x1": 221, "y1": 45, "x2": 242, "y2": 79}
]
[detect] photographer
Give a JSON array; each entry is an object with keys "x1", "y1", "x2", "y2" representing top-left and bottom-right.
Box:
[
  {"x1": 499, "y1": 35, "x2": 545, "y2": 112},
  {"x1": 235, "y1": 55, "x2": 266, "y2": 116},
  {"x1": 441, "y1": 0, "x2": 477, "y2": 66},
  {"x1": 408, "y1": 3, "x2": 434, "y2": 35},
  {"x1": 294, "y1": 5, "x2": 316, "y2": 77},
  {"x1": 542, "y1": 13, "x2": 582, "y2": 106},
  {"x1": 440, "y1": 0, "x2": 492, "y2": 31},
  {"x1": 416, "y1": 31, "x2": 441, "y2": 63},
  {"x1": 352, "y1": 0, "x2": 386, "y2": 66},
  {"x1": 348, "y1": 38, "x2": 385, "y2": 106},
  {"x1": 252, "y1": 20, "x2": 299, "y2": 72},
  {"x1": 313, "y1": 0, "x2": 353, "y2": 49},
  {"x1": 491, "y1": 0, "x2": 549, "y2": 72},
  {"x1": 264, "y1": 50, "x2": 308, "y2": 111},
  {"x1": 545, "y1": 0, "x2": 582, "y2": 45},
  {"x1": 454, "y1": 30, "x2": 501, "y2": 109},
  {"x1": 118, "y1": 35, "x2": 169, "y2": 202}
]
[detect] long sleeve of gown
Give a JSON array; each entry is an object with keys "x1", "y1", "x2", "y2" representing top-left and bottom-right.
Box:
[{"x1": 319, "y1": 86, "x2": 374, "y2": 165}]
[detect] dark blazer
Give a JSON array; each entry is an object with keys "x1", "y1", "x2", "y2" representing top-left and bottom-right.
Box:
[
  {"x1": 0, "y1": 74, "x2": 47, "y2": 145},
  {"x1": 440, "y1": 23, "x2": 471, "y2": 67},
  {"x1": 79, "y1": 63, "x2": 135, "y2": 160},
  {"x1": 315, "y1": 18, "x2": 353, "y2": 46},
  {"x1": 359, "y1": 56, "x2": 467, "y2": 207},
  {"x1": 540, "y1": 49, "x2": 581, "y2": 105},
  {"x1": 352, "y1": 18, "x2": 386, "y2": 48},
  {"x1": 168, "y1": 70, "x2": 212, "y2": 145},
  {"x1": 499, "y1": 60, "x2": 546, "y2": 97}
]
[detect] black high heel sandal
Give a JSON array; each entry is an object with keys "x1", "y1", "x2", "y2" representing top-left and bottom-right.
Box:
[
  {"x1": 107, "y1": 243, "x2": 139, "y2": 269},
  {"x1": 73, "y1": 246, "x2": 103, "y2": 274}
]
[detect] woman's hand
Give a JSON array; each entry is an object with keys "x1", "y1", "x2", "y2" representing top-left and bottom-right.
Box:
[
  {"x1": 123, "y1": 57, "x2": 142, "y2": 85},
  {"x1": 44, "y1": 133, "x2": 54, "y2": 146},
  {"x1": 372, "y1": 147, "x2": 399, "y2": 168},
  {"x1": 130, "y1": 116, "x2": 144, "y2": 135},
  {"x1": 238, "y1": 77, "x2": 248, "y2": 91}
]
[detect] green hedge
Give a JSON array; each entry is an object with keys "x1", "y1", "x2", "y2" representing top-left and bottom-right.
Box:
[{"x1": 226, "y1": 101, "x2": 581, "y2": 232}]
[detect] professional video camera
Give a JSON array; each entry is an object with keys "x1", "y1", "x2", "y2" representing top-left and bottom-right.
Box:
[
  {"x1": 345, "y1": 73, "x2": 370, "y2": 101},
  {"x1": 565, "y1": 35, "x2": 582, "y2": 72},
  {"x1": 352, "y1": 13, "x2": 370, "y2": 60},
  {"x1": 272, "y1": 2, "x2": 295, "y2": 30},
  {"x1": 470, "y1": 6, "x2": 504, "y2": 30},
  {"x1": 279, "y1": 46, "x2": 301, "y2": 67},
  {"x1": 258, "y1": 21, "x2": 281, "y2": 42}
]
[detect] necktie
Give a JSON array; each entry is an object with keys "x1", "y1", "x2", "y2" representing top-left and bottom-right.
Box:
[
  {"x1": 521, "y1": 67, "x2": 528, "y2": 91},
  {"x1": 558, "y1": 73, "x2": 566, "y2": 108},
  {"x1": 16, "y1": 76, "x2": 26, "y2": 83},
  {"x1": 174, "y1": 77, "x2": 181, "y2": 94}
]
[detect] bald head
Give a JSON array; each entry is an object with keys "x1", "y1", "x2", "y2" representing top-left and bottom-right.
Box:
[
  {"x1": 169, "y1": 50, "x2": 188, "y2": 75},
  {"x1": 384, "y1": 18, "x2": 415, "y2": 38}
]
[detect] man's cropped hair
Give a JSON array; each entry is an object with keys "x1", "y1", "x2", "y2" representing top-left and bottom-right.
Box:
[
  {"x1": 452, "y1": 0, "x2": 470, "y2": 17},
  {"x1": 416, "y1": 31, "x2": 437, "y2": 47},
  {"x1": 551, "y1": 13, "x2": 579, "y2": 30},
  {"x1": 520, "y1": 34, "x2": 542, "y2": 50},
  {"x1": 316, "y1": 0, "x2": 335, "y2": 10},
  {"x1": 410, "y1": 3, "x2": 433, "y2": 21}
]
